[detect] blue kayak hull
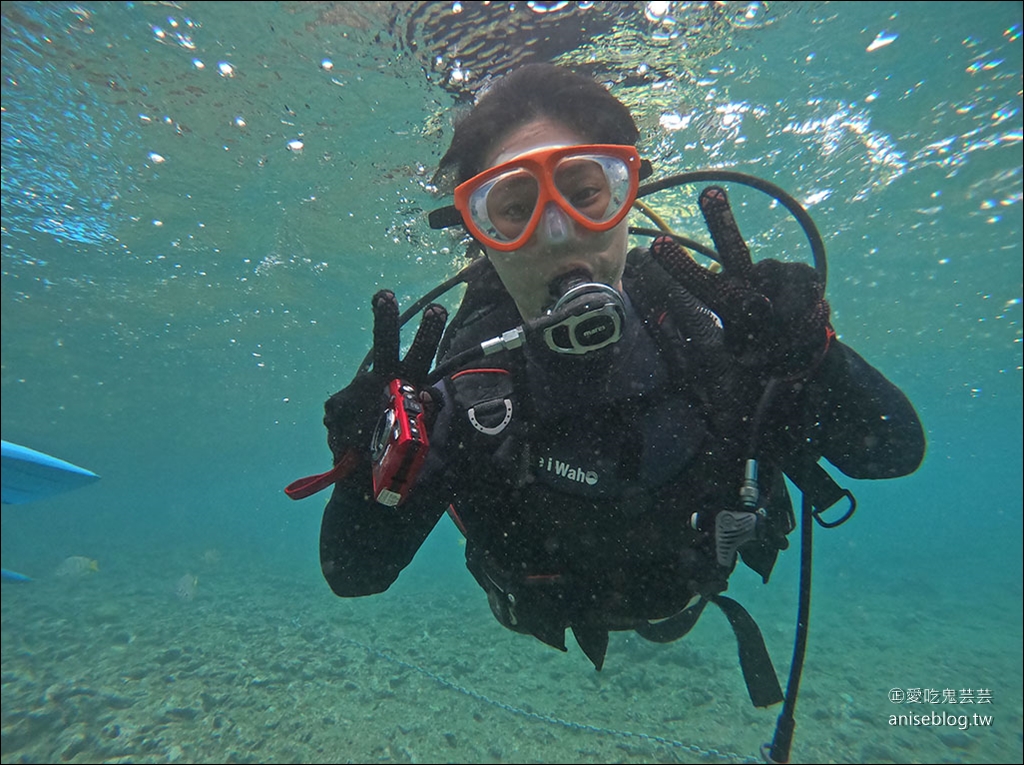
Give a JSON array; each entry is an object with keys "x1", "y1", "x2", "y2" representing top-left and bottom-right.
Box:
[{"x1": 1, "y1": 440, "x2": 100, "y2": 504}]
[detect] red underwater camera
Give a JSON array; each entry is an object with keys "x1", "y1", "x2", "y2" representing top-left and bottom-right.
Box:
[{"x1": 370, "y1": 379, "x2": 429, "y2": 506}]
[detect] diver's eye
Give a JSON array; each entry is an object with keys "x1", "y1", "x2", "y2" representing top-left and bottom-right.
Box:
[
  {"x1": 569, "y1": 186, "x2": 603, "y2": 209},
  {"x1": 485, "y1": 172, "x2": 539, "y2": 227},
  {"x1": 498, "y1": 201, "x2": 535, "y2": 222}
]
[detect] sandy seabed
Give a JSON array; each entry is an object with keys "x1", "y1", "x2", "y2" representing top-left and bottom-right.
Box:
[{"x1": 2, "y1": 545, "x2": 1021, "y2": 765}]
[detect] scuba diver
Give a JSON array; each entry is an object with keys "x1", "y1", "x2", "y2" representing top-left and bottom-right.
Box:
[{"x1": 288, "y1": 63, "x2": 925, "y2": 758}]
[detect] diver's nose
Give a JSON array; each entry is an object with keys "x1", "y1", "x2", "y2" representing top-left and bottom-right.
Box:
[{"x1": 539, "y1": 202, "x2": 573, "y2": 244}]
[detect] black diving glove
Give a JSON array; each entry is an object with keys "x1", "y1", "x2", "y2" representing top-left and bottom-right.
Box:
[
  {"x1": 323, "y1": 290, "x2": 448, "y2": 465},
  {"x1": 285, "y1": 291, "x2": 447, "y2": 501},
  {"x1": 650, "y1": 185, "x2": 831, "y2": 378}
]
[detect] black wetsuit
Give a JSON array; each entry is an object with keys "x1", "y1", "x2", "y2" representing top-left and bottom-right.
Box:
[{"x1": 319, "y1": 252, "x2": 925, "y2": 667}]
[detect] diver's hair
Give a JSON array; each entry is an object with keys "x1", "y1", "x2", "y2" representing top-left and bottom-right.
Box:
[{"x1": 436, "y1": 63, "x2": 639, "y2": 191}]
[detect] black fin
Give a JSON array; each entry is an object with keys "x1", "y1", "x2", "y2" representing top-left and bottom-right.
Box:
[
  {"x1": 711, "y1": 595, "x2": 784, "y2": 708},
  {"x1": 571, "y1": 623, "x2": 609, "y2": 671},
  {"x1": 635, "y1": 598, "x2": 709, "y2": 643}
]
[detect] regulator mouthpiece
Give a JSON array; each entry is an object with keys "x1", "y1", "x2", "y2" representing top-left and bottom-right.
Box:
[{"x1": 540, "y1": 269, "x2": 625, "y2": 355}]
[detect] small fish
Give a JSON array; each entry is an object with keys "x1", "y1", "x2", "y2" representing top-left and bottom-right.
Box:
[
  {"x1": 200, "y1": 548, "x2": 221, "y2": 566},
  {"x1": 175, "y1": 573, "x2": 199, "y2": 601},
  {"x1": 55, "y1": 556, "x2": 99, "y2": 578}
]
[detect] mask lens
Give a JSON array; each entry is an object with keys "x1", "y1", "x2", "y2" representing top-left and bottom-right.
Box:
[
  {"x1": 554, "y1": 154, "x2": 633, "y2": 224},
  {"x1": 468, "y1": 168, "x2": 540, "y2": 244}
]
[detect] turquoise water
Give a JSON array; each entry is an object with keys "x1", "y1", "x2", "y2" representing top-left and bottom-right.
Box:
[{"x1": 2, "y1": 2, "x2": 1021, "y2": 763}]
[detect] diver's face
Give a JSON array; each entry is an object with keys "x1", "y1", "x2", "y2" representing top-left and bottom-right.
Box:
[{"x1": 481, "y1": 119, "x2": 630, "y2": 320}]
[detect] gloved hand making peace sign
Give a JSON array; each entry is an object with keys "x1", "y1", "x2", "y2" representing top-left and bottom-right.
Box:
[
  {"x1": 284, "y1": 290, "x2": 447, "y2": 500},
  {"x1": 323, "y1": 290, "x2": 447, "y2": 464},
  {"x1": 650, "y1": 186, "x2": 832, "y2": 378}
]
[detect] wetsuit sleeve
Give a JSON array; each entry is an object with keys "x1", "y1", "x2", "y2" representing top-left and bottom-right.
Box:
[
  {"x1": 318, "y1": 466, "x2": 446, "y2": 597},
  {"x1": 318, "y1": 375, "x2": 461, "y2": 597},
  {"x1": 782, "y1": 340, "x2": 925, "y2": 479}
]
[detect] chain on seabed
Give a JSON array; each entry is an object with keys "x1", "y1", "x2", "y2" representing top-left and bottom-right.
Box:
[{"x1": 336, "y1": 634, "x2": 762, "y2": 764}]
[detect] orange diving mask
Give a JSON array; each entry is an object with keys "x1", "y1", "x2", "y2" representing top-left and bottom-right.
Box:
[{"x1": 449, "y1": 144, "x2": 645, "y2": 252}]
